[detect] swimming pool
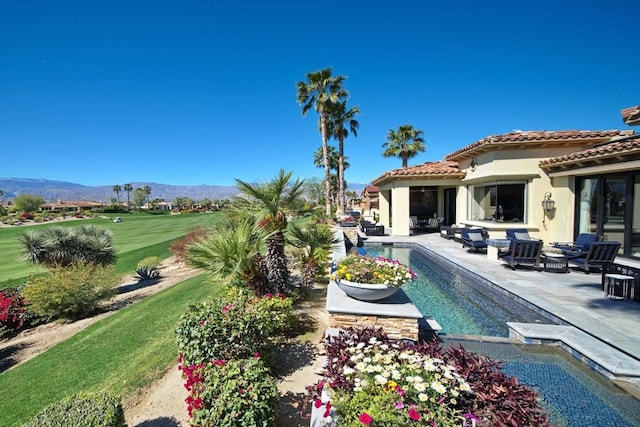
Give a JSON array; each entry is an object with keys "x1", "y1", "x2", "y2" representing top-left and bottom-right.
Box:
[
  {"x1": 365, "y1": 244, "x2": 640, "y2": 426},
  {"x1": 366, "y1": 245, "x2": 558, "y2": 336}
]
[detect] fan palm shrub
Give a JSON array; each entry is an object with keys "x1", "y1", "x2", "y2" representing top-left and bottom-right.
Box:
[
  {"x1": 17, "y1": 224, "x2": 116, "y2": 268},
  {"x1": 186, "y1": 216, "x2": 270, "y2": 295},
  {"x1": 286, "y1": 221, "x2": 339, "y2": 293},
  {"x1": 234, "y1": 169, "x2": 305, "y2": 293}
]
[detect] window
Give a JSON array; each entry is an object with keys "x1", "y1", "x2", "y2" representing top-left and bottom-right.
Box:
[{"x1": 469, "y1": 182, "x2": 526, "y2": 222}]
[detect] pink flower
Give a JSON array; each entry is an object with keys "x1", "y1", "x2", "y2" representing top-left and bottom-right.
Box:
[
  {"x1": 408, "y1": 408, "x2": 420, "y2": 421},
  {"x1": 395, "y1": 401, "x2": 405, "y2": 409},
  {"x1": 254, "y1": 352, "x2": 260, "y2": 358},
  {"x1": 359, "y1": 413, "x2": 373, "y2": 425},
  {"x1": 314, "y1": 399, "x2": 323, "y2": 409}
]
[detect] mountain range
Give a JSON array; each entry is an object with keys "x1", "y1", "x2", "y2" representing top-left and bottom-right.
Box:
[{"x1": 0, "y1": 178, "x2": 367, "y2": 203}]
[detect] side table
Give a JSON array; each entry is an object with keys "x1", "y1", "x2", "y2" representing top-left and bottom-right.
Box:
[
  {"x1": 603, "y1": 273, "x2": 634, "y2": 299},
  {"x1": 543, "y1": 253, "x2": 569, "y2": 273}
]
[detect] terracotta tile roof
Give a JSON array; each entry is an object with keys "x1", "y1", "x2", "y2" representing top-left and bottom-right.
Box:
[
  {"x1": 372, "y1": 161, "x2": 463, "y2": 185},
  {"x1": 540, "y1": 134, "x2": 640, "y2": 170},
  {"x1": 364, "y1": 186, "x2": 379, "y2": 192},
  {"x1": 445, "y1": 130, "x2": 633, "y2": 161},
  {"x1": 621, "y1": 106, "x2": 640, "y2": 125}
]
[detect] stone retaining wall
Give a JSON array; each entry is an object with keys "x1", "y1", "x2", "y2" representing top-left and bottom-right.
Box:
[{"x1": 328, "y1": 313, "x2": 419, "y2": 341}]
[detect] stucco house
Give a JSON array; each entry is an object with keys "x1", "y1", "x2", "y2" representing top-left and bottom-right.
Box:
[{"x1": 372, "y1": 107, "x2": 640, "y2": 259}]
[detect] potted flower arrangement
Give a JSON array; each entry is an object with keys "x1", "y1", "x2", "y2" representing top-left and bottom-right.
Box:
[{"x1": 330, "y1": 254, "x2": 417, "y2": 301}]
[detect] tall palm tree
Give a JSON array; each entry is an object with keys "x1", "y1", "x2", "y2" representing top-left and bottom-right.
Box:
[
  {"x1": 234, "y1": 169, "x2": 305, "y2": 293},
  {"x1": 123, "y1": 183, "x2": 133, "y2": 211},
  {"x1": 313, "y1": 146, "x2": 349, "y2": 208},
  {"x1": 112, "y1": 185, "x2": 122, "y2": 203},
  {"x1": 382, "y1": 124, "x2": 426, "y2": 168},
  {"x1": 327, "y1": 101, "x2": 360, "y2": 215},
  {"x1": 297, "y1": 67, "x2": 348, "y2": 218},
  {"x1": 142, "y1": 185, "x2": 152, "y2": 208}
]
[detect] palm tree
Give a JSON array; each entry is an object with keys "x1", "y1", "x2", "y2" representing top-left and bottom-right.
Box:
[
  {"x1": 327, "y1": 101, "x2": 360, "y2": 215},
  {"x1": 18, "y1": 224, "x2": 116, "y2": 268},
  {"x1": 186, "y1": 216, "x2": 270, "y2": 294},
  {"x1": 123, "y1": 183, "x2": 133, "y2": 211},
  {"x1": 382, "y1": 124, "x2": 426, "y2": 168},
  {"x1": 142, "y1": 185, "x2": 152, "y2": 208},
  {"x1": 297, "y1": 67, "x2": 348, "y2": 218},
  {"x1": 234, "y1": 169, "x2": 305, "y2": 293},
  {"x1": 286, "y1": 221, "x2": 339, "y2": 294},
  {"x1": 313, "y1": 145, "x2": 347, "y2": 207},
  {"x1": 112, "y1": 185, "x2": 122, "y2": 203}
]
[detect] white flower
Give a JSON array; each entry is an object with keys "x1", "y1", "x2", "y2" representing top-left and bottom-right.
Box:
[
  {"x1": 431, "y1": 380, "x2": 447, "y2": 394},
  {"x1": 418, "y1": 393, "x2": 429, "y2": 402},
  {"x1": 343, "y1": 366, "x2": 355, "y2": 376}
]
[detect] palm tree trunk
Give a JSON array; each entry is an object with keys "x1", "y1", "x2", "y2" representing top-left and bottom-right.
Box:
[
  {"x1": 337, "y1": 137, "x2": 346, "y2": 215},
  {"x1": 320, "y1": 109, "x2": 333, "y2": 218},
  {"x1": 266, "y1": 231, "x2": 290, "y2": 293}
]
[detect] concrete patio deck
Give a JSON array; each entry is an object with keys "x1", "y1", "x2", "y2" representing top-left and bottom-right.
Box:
[{"x1": 358, "y1": 230, "x2": 640, "y2": 393}]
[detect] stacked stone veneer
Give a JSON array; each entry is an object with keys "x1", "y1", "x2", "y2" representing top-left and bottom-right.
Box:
[{"x1": 329, "y1": 313, "x2": 419, "y2": 341}]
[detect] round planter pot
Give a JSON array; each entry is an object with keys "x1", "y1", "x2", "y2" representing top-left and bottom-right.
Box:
[{"x1": 336, "y1": 279, "x2": 400, "y2": 301}]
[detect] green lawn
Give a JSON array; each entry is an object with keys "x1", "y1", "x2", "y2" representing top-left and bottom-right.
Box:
[
  {"x1": 0, "y1": 274, "x2": 220, "y2": 427},
  {"x1": 0, "y1": 212, "x2": 224, "y2": 286}
]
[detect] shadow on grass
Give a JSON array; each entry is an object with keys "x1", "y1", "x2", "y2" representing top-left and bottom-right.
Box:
[{"x1": 117, "y1": 278, "x2": 162, "y2": 294}]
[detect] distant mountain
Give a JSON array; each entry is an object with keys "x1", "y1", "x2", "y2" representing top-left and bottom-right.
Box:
[
  {"x1": 0, "y1": 177, "x2": 371, "y2": 203},
  {"x1": 0, "y1": 178, "x2": 240, "y2": 202}
]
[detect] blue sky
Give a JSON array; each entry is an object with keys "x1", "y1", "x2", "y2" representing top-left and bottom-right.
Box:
[{"x1": 1, "y1": 0, "x2": 638, "y2": 187}]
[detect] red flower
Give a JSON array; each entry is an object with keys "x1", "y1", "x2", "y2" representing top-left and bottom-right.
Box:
[
  {"x1": 323, "y1": 401, "x2": 332, "y2": 418},
  {"x1": 359, "y1": 413, "x2": 373, "y2": 425},
  {"x1": 314, "y1": 399, "x2": 323, "y2": 409}
]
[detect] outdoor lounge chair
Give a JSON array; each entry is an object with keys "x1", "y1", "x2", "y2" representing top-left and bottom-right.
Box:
[
  {"x1": 499, "y1": 239, "x2": 543, "y2": 270},
  {"x1": 360, "y1": 222, "x2": 384, "y2": 236},
  {"x1": 409, "y1": 216, "x2": 418, "y2": 234},
  {"x1": 552, "y1": 233, "x2": 599, "y2": 255},
  {"x1": 566, "y1": 241, "x2": 621, "y2": 273},
  {"x1": 460, "y1": 228, "x2": 487, "y2": 252},
  {"x1": 505, "y1": 229, "x2": 533, "y2": 240},
  {"x1": 424, "y1": 217, "x2": 440, "y2": 233}
]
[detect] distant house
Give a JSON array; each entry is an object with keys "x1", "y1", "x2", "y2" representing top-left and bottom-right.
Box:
[
  {"x1": 372, "y1": 106, "x2": 640, "y2": 259},
  {"x1": 41, "y1": 200, "x2": 104, "y2": 213},
  {"x1": 360, "y1": 185, "x2": 379, "y2": 214}
]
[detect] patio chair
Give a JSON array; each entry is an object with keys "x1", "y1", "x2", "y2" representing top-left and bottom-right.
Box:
[
  {"x1": 425, "y1": 217, "x2": 440, "y2": 233},
  {"x1": 552, "y1": 233, "x2": 599, "y2": 255},
  {"x1": 500, "y1": 239, "x2": 543, "y2": 270},
  {"x1": 505, "y1": 229, "x2": 533, "y2": 240},
  {"x1": 361, "y1": 223, "x2": 385, "y2": 236},
  {"x1": 460, "y1": 228, "x2": 487, "y2": 252},
  {"x1": 409, "y1": 216, "x2": 418, "y2": 234},
  {"x1": 566, "y1": 241, "x2": 621, "y2": 273}
]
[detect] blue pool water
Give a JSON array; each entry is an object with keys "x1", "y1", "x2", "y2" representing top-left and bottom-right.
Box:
[
  {"x1": 366, "y1": 245, "x2": 556, "y2": 336},
  {"x1": 365, "y1": 244, "x2": 640, "y2": 426}
]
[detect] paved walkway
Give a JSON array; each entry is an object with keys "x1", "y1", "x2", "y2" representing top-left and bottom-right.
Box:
[{"x1": 360, "y1": 231, "x2": 640, "y2": 387}]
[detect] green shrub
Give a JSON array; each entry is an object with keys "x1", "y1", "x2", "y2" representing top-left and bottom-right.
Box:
[
  {"x1": 24, "y1": 391, "x2": 125, "y2": 427},
  {"x1": 135, "y1": 256, "x2": 161, "y2": 281},
  {"x1": 176, "y1": 287, "x2": 295, "y2": 366},
  {"x1": 22, "y1": 263, "x2": 118, "y2": 321},
  {"x1": 181, "y1": 357, "x2": 279, "y2": 427}
]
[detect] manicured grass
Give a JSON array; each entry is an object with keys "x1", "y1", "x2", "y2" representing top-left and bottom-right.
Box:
[
  {"x1": 0, "y1": 212, "x2": 223, "y2": 286},
  {"x1": 0, "y1": 274, "x2": 220, "y2": 427}
]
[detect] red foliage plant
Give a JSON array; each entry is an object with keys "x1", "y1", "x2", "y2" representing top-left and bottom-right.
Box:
[{"x1": 170, "y1": 227, "x2": 210, "y2": 262}]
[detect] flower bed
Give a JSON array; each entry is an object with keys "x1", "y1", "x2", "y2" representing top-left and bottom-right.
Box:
[{"x1": 307, "y1": 327, "x2": 551, "y2": 427}]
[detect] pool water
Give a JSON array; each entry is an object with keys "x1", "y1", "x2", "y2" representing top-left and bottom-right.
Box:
[
  {"x1": 366, "y1": 245, "x2": 555, "y2": 336},
  {"x1": 365, "y1": 244, "x2": 640, "y2": 426}
]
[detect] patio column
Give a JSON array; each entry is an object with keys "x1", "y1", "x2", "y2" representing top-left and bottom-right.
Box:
[
  {"x1": 391, "y1": 186, "x2": 411, "y2": 236},
  {"x1": 379, "y1": 189, "x2": 391, "y2": 228}
]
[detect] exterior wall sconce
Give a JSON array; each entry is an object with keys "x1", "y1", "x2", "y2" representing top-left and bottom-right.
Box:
[{"x1": 542, "y1": 192, "x2": 555, "y2": 224}]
